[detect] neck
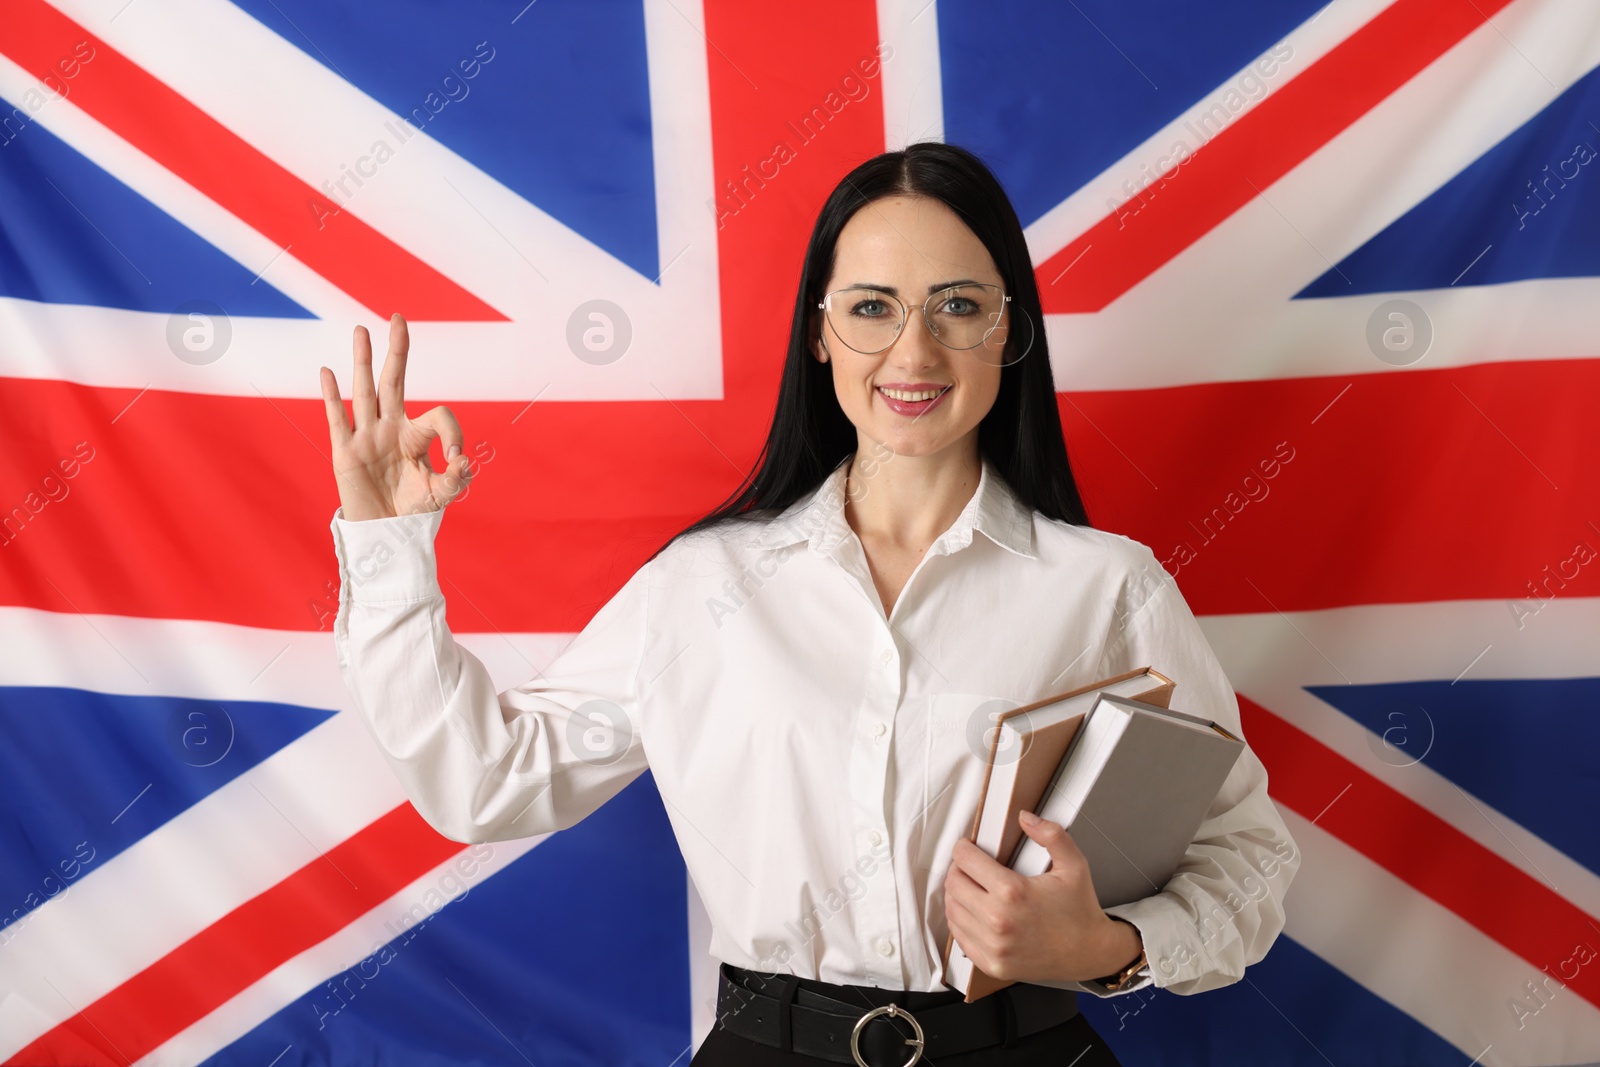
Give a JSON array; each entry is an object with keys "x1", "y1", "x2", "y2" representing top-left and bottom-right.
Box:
[{"x1": 843, "y1": 438, "x2": 982, "y2": 549}]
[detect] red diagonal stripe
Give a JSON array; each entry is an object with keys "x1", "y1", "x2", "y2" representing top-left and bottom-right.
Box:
[
  {"x1": 1243, "y1": 696, "x2": 1600, "y2": 1011},
  {"x1": 1038, "y1": 0, "x2": 1516, "y2": 312},
  {"x1": 0, "y1": 0, "x2": 505, "y2": 322},
  {"x1": 4, "y1": 804, "x2": 464, "y2": 1067}
]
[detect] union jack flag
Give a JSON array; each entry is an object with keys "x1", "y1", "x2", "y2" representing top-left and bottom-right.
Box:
[{"x1": 1, "y1": 0, "x2": 1596, "y2": 1064}]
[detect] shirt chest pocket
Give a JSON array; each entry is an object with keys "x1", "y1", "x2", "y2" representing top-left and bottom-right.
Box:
[{"x1": 913, "y1": 691, "x2": 1021, "y2": 883}]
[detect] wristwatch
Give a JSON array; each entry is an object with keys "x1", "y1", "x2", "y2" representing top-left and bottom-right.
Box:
[{"x1": 1093, "y1": 918, "x2": 1149, "y2": 992}]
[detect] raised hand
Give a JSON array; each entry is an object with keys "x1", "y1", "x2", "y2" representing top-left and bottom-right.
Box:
[{"x1": 319, "y1": 314, "x2": 472, "y2": 522}]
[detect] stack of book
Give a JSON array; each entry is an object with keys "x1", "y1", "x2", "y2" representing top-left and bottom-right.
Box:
[{"x1": 941, "y1": 666, "x2": 1244, "y2": 1001}]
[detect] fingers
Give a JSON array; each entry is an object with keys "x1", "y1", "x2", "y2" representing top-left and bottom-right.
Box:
[
  {"x1": 945, "y1": 883, "x2": 981, "y2": 931},
  {"x1": 351, "y1": 323, "x2": 379, "y2": 428},
  {"x1": 1022, "y1": 813, "x2": 1085, "y2": 873},
  {"x1": 1048, "y1": 823, "x2": 1083, "y2": 858},
  {"x1": 318, "y1": 366, "x2": 351, "y2": 445},
  {"x1": 946, "y1": 859, "x2": 984, "y2": 898},
  {"x1": 950, "y1": 837, "x2": 1008, "y2": 891},
  {"x1": 378, "y1": 313, "x2": 408, "y2": 418},
  {"x1": 412, "y1": 404, "x2": 467, "y2": 471}
]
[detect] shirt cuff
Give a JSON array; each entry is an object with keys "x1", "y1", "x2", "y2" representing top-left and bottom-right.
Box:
[
  {"x1": 330, "y1": 505, "x2": 447, "y2": 604},
  {"x1": 1103, "y1": 893, "x2": 1210, "y2": 991}
]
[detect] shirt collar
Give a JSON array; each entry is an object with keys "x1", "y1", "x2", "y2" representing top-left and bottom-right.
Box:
[{"x1": 752, "y1": 453, "x2": 1037, "y2": 560}]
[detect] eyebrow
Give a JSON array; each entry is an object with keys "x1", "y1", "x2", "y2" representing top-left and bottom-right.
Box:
[{"x1": 844, "y1": 279, "x2": 988, "y2": 295}]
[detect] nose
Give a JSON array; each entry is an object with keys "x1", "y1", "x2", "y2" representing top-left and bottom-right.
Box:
[
  {"x1": 886, "y1": 309, "x2": 942, "y2": 367},
  {"x1": 905, "y1": 303, "x2": 944, "y2": 343},
  {"x1": 889, "y1": 302, "x2": 947, "y2": 364}
]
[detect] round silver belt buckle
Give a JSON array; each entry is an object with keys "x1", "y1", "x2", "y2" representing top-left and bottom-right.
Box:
[{"x1": 849, "y1": 1003, "x2": 925, "y2": 1067}]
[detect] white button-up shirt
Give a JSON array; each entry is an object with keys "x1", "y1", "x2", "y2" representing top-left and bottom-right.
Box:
[{"x1": 330, "y1": 453, "x2": 1299, "y2": 998}]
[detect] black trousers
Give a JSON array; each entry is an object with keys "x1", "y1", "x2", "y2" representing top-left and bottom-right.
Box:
[{"x1": 690, "y1": 967, "x2": 1124, "y2": 1067}]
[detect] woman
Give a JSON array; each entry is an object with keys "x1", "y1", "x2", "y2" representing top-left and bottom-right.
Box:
[{"x1": 319, "y1": 142, "x2": 1298, "y2": 1067}]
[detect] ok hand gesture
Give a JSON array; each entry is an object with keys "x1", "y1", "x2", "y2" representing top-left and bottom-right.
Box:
[{"x1": 319, "y1": 314, "x2": 472, "y2": 522}]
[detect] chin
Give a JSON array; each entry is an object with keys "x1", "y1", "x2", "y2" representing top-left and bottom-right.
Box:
[{"x1": 863, "y1": 429, "x2": 954, "y2": 457}]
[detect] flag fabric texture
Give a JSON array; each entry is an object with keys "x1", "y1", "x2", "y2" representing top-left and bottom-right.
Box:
[{"x1": 1, "y1": 1, "x2": 1597, "y2": 1064}]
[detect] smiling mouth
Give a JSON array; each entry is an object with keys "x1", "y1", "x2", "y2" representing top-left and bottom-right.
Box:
[
  {"x1": 876, "y1": 385, "x2": 951, "y2": 402},
  {"x1": 874, "y1": 384, "x2": 952, "y2": 417}
]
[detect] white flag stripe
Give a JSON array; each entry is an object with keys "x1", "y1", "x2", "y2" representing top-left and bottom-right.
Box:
[
  {"x1": 1283, "y1": 810, "x2": 1600, "y2": 1067},
  {"x1": 1046, "y1": 276, "x2": 1600, "y2": 393},
  {"x1": 0, "y1": 606, "x2": 576, "y2": 711},
  {"x1": 877, "y1": 0, "x2": 944, "y2": 151},
  {"x1": 1198, "y1": 595, "x2": 1600, "y2": 924},
  {"x1": 0, "y1": 292, "x2": 729, "y2": 403}
]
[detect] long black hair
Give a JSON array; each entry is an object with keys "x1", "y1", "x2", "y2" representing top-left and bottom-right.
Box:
[{"x1": 647, "y1": 141, "x2": 1091, "y2": 564}]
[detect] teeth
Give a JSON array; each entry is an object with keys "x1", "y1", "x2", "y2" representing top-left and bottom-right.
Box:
[{"x1": 878, "y1": 386, "x2": 946, "y2": 402}]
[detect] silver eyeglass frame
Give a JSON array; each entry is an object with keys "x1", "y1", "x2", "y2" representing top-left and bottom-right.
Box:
[{"x1": 816, "y1": 285, "x2": 1012, "y2": 355}]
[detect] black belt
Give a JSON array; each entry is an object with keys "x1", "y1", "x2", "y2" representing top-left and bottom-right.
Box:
[{"x1": 713, "y1": 962, "x2": 1079, "y2": 1066}]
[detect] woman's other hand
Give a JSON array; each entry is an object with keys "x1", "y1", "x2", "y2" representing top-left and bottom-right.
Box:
[
  {"x1": 320, "y1": 313, "x2": 472, "y2": 522},
  {"x1": 944, "y1": 810, "x2": 1144, "y2": 985}
]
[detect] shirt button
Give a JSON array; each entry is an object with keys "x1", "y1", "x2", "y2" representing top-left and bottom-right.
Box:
[
  {"x1": 868, "y1": 830, "x2": 883, "y2": 847},
  {"x1": 876, "y1": 938, "x2": 894, "y2": 957},
  {"x1": 879, "y1": 649, "x2": 892, "y2": 664},
  {"x1": 871, "y1": 722, "x2": 886, "y2": 739}
]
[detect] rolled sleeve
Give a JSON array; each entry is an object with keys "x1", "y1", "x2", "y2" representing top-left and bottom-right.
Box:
[
  {"x1": 329, "y1": 506, "x2": 653, "y2": 844},
  {"x1": 1064, "y1": 542, "x2": 1301, "y2": 998}
]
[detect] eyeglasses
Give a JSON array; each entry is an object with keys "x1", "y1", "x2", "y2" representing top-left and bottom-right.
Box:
[{"x1": 817, "y1": 283, "x2": 1011, "y2": 356}]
